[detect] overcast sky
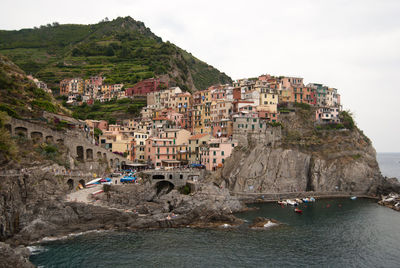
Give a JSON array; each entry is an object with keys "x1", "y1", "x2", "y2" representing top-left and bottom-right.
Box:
[{"x1": 1, "y1": 0, "x2": 399, "y2": 152}]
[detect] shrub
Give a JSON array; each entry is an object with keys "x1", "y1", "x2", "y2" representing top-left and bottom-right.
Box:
[
  {"x1": 340, "y1": 111, "x2": 355, "y2": 130},
  {"x1": 267, "y1": 122, "x2": 282, "y2": 127},
  {"x1": 31, "y1": 100, "x2": 57, "y2": 113},
  {"x1": 294, "y1": 102, "x2": 311, "y2": 110},
  {"x1": 0, "y1": 104, "x2": 19, "y2": 118}
]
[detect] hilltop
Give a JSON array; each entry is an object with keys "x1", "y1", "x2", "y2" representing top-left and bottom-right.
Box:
[{"x1": 0, "y1": 16, "x2": 232, "y2": 92}]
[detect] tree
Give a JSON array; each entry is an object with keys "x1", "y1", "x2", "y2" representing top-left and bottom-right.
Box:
[
  {"x1": 105, "y1": 46, "x2": 115, "y2": 56},
  {"x1": 127, "y1": 104, "x2": 139, "y2": 114}
]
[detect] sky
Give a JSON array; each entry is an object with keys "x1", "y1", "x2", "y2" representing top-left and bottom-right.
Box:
[{"x1": 1, "y1": 0, "x2": 400, "y2": 152}]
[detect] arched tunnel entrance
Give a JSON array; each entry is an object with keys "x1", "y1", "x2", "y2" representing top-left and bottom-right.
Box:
[
  {"x1": 78, "y1": 179, "x2": 86, "y2": 188},
  {"x1": 153, "y1": 174, "x2": 165, "y2": 180},
  {"x1": 155, "y1": 180, "x2": 175, "y2": 196},
  {"x1": 31, "y1": 131, "x2": 43, "y2": 143},
  {"x1": 14, "y1": 127, "x2": 28, "y2": 138},
  {"x1": 67, "y1": 179, "x2": 74, "y2": 190},
  {"x1": 76, "y1": 146, "x2": 84, "y2": 161}
]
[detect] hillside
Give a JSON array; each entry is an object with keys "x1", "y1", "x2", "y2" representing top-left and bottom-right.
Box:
[
  {"x1": 0, "y1": 16, "x2": 232, "y2": 92},
  {"x1": 0, "y1": 55, "x2": 65, "y2": 118}
]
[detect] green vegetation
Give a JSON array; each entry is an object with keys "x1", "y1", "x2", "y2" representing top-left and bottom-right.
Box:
[
  {"x1": 294, "y1": 102, "x2": 311, "y2": 110},
  {"x1": 0, "y1": 17, "x2": 232, "y2": 91},
  {"x1": 0, "y1": 55, "x2": 64, "y2": 118},
  {"x1": 340, "y1": 111, "x2": 355, "y2": 130},
  {"x1": 180, "y1": 185, "x2": 191, "y2": 195},
  {"x1": 315, "y1": 123, "x2": 345, "y2": 130},
  {"x1": 0, "y1": 111, "x2": 17, "y2": 163},
  {"x1": 267, "y1": 122, "x2": 283, "y2": 127},
  {"x1": 66, "y1": 98, "x2": 146, "y2": 122}
]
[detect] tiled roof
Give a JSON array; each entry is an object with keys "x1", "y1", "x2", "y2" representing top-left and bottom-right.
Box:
[{"x1": 189, "y1": 133, "x2": 209, "y2": 140}]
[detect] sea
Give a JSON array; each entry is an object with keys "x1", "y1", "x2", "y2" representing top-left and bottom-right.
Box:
[{"x1": 29, "y1": 153, "x2": 400, "y2": 267}]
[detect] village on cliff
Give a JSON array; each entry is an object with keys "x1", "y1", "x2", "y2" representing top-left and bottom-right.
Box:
[{"x1": 42, "y1": 74, "x2": 342, "y2": 171}]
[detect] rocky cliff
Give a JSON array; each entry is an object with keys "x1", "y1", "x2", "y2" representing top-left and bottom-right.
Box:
[{"x1": 218, "y1": 107, "x2": 393, "y2": 198}]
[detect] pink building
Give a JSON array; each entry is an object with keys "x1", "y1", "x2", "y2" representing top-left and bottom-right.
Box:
[
  {"x1": 200, "y1": 138, "x2": 237, "y2": 171},
  {"x1": 145, "y1": 137, "x2": 177, "y2": 167}
]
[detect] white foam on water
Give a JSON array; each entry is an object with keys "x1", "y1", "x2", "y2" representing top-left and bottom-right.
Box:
[
  {"x1": 27, "y1": 246, "x2": 48, "y2": 255},
  {"x1": 36, "y1": 229, "x2": 107, "y2": 243},
  {"x1": 263, "y1": 221, "x2": 277, "y2": 228}
]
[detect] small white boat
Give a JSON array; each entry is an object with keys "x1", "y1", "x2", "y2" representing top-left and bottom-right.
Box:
[
  {"x1": 286, "y1": 199, "x2": 298, "y2": 206},
  {"x1": 309, "y1": 197, "x2": 316, "y2": 202},
  {"x1": 295, "y1": 198, "x2": 303, "y2": 204},
  {"x1": 350, "y1": 196, "x2": 357, "y2": 200}
]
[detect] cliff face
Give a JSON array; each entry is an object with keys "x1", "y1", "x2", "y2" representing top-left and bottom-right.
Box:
[{"x1": 220, "y1": 108, "x2": 385, "y2": 197}]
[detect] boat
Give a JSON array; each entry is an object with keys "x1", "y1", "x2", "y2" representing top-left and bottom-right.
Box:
[
  {"x1": 302, "y1": 198, "x2": 310, "y2": 203},
  {"x1": 309, "y1": 197, "x2": 316, "y2": 202},
  {"x1": 350, "y1": 196, "x2": 357, "y2": 200},
  {"x1": 295, "y1": 198, "x2": 303, "y2": 204},
  {"x1": 91, "y1": 190, "x2": 104, "y2": 195},
  {"x1": 294, "y1": 208, "x2": 303, "y2": 214},
  {"x1": 278, "y1": 200, "x2": 287, "y2": 205},
  {"x1": 86, "y1": 178, "x2": 102, "y2": 186},
  {"x1": 286, "y1": 199, "x2": 298, "y2": 206}
]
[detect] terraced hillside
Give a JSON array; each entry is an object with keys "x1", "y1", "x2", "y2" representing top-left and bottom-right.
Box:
[{"x1": 0, "y1": 16, "x2": 232, "y2": 92}]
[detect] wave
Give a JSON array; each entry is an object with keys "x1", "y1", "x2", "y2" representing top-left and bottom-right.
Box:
[
  {"x1": 34, "y1": 229, "x2": 108, "y2": 244},
  {"x1": 27, "y1": 246, "x2": 48, "y2": 255}
]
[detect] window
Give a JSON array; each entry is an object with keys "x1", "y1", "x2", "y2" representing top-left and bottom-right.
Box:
[
  {"x1": 213, "y1": 151, "x2": 216, "y2": 156},
  {"x1": 213, "y1": 159, "x2": 216, "y2": 163},
  {"x1": 221, "y1": 151, "x2": 224, "y2": 156}
]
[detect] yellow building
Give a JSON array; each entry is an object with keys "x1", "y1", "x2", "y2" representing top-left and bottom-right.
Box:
[{"x1": 259, "y1": 88, "x2": 278, "y2": 113}]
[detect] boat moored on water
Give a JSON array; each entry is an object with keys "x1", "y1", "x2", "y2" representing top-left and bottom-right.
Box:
[
  {"x1": 295, "y1": 198, "x2": 303, "y2": 204},
  {"x1": 350, "y1": 196, "x2": 357, "y2": 200},
  {"x1": 286, "y1": 199, "x2": 298, "y2": 206},
  {"x1": 294, "y1": 208, "x2": 303, "y2": 214}
]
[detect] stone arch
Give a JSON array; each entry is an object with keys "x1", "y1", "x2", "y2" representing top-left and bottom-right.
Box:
[
  {"x1": 31, "y1": 131, "x2": 43, "y2": 143},
  {"x1": 109, "y1": 159, "x2": 114, "y2": 168},
  {"x1": 97, "y1": 152, "x2": 102, "y2": 160},
  {"x1": 153, "y1": 174, "x2": 165, "y2": 180},
  {"x1": 45, "y1": 136, "x2": 54, "y2": 143},
  {"x1": 86, "y1": 148, "x2": 93, "y2": 160},
  {"x1": 78, "y1": 179, "x2": 86, "y2": 188},
  {"x1": 121, "y1": 161, "x2": 126, "y2": 169},
  {"x1": 155, "y1": 180, "x2": 175, "y2": 196},
  {"x1": 115, "y1": 158, "x2": 119, "y2": 169},
  {"x1": 67, "y1": 179, "x2": 74, "y2": 190},
  {"x1": 76, "y1": 146, "x2": 84, "y2": 161},
  {"x1": 180, "y1": 174, "x2": 183, "y2": 180},
  {"x1": 56, "y1": 139, "x2": 64, "y2": 145},
  {"x1": 14, "y1": 127, "x2": 28, "y2": 137}
]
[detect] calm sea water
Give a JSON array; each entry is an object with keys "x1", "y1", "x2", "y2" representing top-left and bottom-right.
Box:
[
  {"x1": 30, "y1": 198, "x2": 400, "y2": 267},
  {"x1": 377, "y1": 152, "x2": 400, "y2": 179}
]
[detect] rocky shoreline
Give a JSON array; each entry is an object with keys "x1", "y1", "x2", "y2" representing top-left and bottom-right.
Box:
[{"x1": 1, "y1": 162, "x2": 399, "y2": 268}]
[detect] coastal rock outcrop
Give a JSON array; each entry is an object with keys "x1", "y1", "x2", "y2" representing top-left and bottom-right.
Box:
[
  {"x1": 0, "y1": 242, "x2": 33, "y2": 268},
  {"x1": 218, "y1": 110, "x2": 394, "y2": 199}
]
